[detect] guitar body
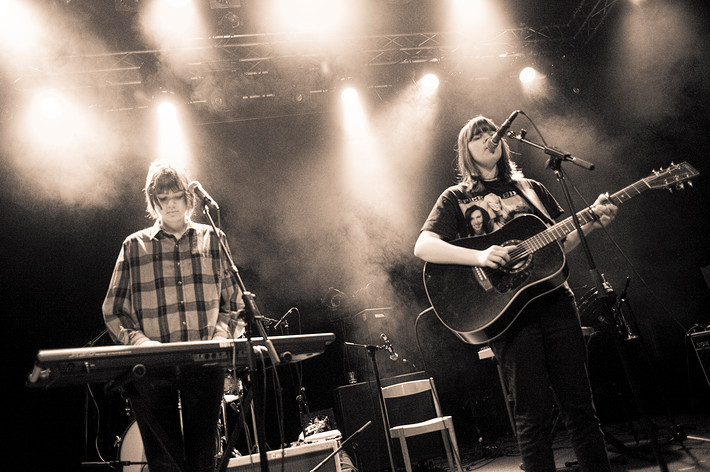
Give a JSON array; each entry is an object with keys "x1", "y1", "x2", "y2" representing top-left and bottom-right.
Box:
[{"x1": 423, "y1": 214, "x2": 569, "y2": 345}]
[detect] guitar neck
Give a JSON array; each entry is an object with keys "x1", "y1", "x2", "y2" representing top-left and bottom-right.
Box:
[{"x1": 526, "y1": 178, "x2": 650, "y2": 250}]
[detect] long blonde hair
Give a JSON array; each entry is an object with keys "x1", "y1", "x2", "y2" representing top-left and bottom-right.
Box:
[{"x1": 455, "y1": 115, "x2": 520, "y2": 193}]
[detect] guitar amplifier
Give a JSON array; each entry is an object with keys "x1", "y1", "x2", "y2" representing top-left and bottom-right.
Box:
[
  {"x1": 227, "y1": 439, "x2": 341, "y2": 472},
  {"x1": 690, "y1": 329, "x2": 710, "y2": 390}
]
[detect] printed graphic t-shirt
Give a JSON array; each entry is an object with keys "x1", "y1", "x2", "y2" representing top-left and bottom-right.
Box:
[{"x1": 421, "y1": 178, "x2": 564, "y2": 241}]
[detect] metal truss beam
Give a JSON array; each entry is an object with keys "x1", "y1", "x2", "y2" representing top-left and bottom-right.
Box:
[
  {"x1": 12, "y1": 27, "x2": 578, "y2": 88},
  {"x1": 568, "y1": 0, "x2": 620, "y2": 46},
  {"x1": 1, "y1": 16, "x2": 614, "y2": 121}
]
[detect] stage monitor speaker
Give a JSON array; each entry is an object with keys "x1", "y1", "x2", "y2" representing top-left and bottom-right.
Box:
[
  {"x1": 334, "y1": 370, "x2": 443, "y2": 472},
  {"x1": 690, "y1": 329, "x2": 710, "y2": 390},
  {"x1": 227, "y1": 439, "x2": 340, "y2": 472}
]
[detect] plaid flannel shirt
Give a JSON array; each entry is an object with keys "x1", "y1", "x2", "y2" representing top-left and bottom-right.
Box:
[{"x1": 102, "y1": 220, "x2": 243, "y2": 345}]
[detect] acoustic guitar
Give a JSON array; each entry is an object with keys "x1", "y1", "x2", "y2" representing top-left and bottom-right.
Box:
[{"x1": 423, "y1": 162, "x2": 699, "y2": 345}]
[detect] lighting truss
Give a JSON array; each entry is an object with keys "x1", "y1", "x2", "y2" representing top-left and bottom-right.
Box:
[
  {"x1": 2, "y1": 1, "x2": 617, "y2": 120},
  {"x1": 568, "y1": 0, "x2": 621, "y2": 46}
]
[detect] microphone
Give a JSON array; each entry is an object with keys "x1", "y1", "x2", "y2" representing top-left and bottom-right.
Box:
[
  {"x1": 380, "y1": 333, "x2": 399, "y2": 361},
  {"x1": 485, "y1": 110, "x2": 521, "y2": 153},
  {"x1": 188, "y1": 181, "x2": 219, "y2": 209},
  {"x1": 273, "y1": 307, "x2": 296, "y2": 329}
]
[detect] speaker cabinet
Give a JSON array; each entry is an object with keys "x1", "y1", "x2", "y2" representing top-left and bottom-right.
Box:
[
  {"x1": 227, "y1": 439, "x2": 340, "y2": 472},
  {"x1": 334, "y1": 371, "x2": 444, "y2": 472}
]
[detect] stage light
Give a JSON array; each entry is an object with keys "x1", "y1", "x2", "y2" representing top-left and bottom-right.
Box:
[
  {"x1": 141, "y1": 0, "x2": 205, "y2": 48},
  {"x1": 519, "y1": 67, "x2": 537, "y2": 84},
  {"x1": 1, "y1": 0, "x2": 42, "y2": 58},
  {"x1": 24, "y1": 90, "x2": 94, "y2": 150},
  {"x1": 341, "y1": 87, "x2": 358, "y2": 102},
  {"x1": 39, "y1": 95, "x2": 63, "y2": 119},
  {"x1": 450, "y1": 0, "x2": 505, "y2": 39},
  {"x1": 153, "y1": 90, "x2": 182, "y2": 116},
  {"x1": 157, "y1": 101, "x2": 177, "y2": 118},
  {"x1": 418, "y1": 73, "x2": 440, "y2": 92}
]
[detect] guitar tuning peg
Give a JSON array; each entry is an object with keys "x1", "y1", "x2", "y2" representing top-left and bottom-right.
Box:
[
  {"x1": 688, "y1": 181, "x2": 694, "y2": 188},
  {"x1": 678, "y1": 183, "x2": 686, "y2": 190}
]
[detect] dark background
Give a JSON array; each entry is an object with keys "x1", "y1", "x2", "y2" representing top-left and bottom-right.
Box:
[{"x1": 2, "y1": 1, "x2": 710, "y2": 470}]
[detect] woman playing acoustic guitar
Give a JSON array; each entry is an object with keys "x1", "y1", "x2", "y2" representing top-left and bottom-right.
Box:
[{"x1": 415, "y1": 115, "x2": 617, "y2": 472}]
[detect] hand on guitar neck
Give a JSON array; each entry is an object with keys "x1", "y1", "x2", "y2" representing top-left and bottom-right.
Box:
[{"x1": 561, "y1": 193, "x2": 618, "y2": 254}]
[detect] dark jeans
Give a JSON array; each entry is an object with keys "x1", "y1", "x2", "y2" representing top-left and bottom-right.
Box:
[
  {"x1": 490, "y1": 288, "x2": 611, "y2": 472},
  {"x1": 127, "y1": 366, "x2": 225, "y2": 472}
]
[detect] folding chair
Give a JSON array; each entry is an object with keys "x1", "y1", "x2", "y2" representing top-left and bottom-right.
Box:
[{"x1": 381, "y1": 377, "x2": 463, "y2": 472}]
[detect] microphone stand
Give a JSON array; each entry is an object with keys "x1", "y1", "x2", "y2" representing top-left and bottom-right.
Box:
[
  {"x1": 200, "y1": 203, "x2": 280, "y2": 472},
  {"x1": 508, "y1": 130, "x2": 669, "y2": 471},
  {"x1": 345, "y1": 341, "x2": 396, "y2": 472}
]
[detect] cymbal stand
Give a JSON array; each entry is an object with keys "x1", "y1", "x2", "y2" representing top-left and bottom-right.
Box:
[
  {"x1": 509, "y1": 127, "x2": 670, "y2": 471},
  {"x1": 201, "y1": 203, "x2": 280, "y2": 472},
  {"x1": 595, "y1": 279, "x2": 672, "y2": 470},
  {"x1": 600, "y1": 279, "x2": 710, "y2": 448}
]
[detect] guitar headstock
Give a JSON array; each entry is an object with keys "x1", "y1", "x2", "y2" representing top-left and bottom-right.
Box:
[{"x1": 645, "y1": 162, "x2": 699, "y2": 191}]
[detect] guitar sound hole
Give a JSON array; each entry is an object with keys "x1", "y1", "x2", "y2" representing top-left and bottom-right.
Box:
[
  {"x1": 499, "y1": 240, "x2": 532, "y2": 274},
  {"x1": 489, "y1": 241, "x2": 534, "y2": 293}
]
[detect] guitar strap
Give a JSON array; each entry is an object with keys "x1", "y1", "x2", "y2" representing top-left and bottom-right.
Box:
[{"x1": 512, "y1": 178, "x2": 555, "y2": 226}]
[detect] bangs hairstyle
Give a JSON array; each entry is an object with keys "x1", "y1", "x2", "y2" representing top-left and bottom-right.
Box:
[
  {"x1": 144, "y1": 161, "x2": 196, "y2": 220},
  {"x1": 455, "y1": 115, "x2": 520, "y2": 194}
]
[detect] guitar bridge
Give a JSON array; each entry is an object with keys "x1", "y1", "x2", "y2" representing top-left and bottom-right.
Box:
[{"x1": 473, "y1": 266, "x2": 493, "y2": 291}]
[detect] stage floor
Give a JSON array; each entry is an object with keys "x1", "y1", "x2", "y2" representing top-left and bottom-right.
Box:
[{"x1": 421, "y1": 414, "x2": 710, "y2": 472}]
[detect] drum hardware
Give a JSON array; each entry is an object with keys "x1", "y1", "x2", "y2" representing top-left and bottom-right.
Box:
[
  {"x1": 579, "y1": 278, "x2": 698, "y2": 470},
  {"x1": 80, "y1": 420, "x2": 149, "y2": 471},
  {"x1": 115, "y1": 369, "x2": 250, "y2": 469}
]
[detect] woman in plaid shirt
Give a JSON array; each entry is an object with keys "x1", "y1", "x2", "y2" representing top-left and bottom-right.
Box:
[{"x1": 103, "y1": 161, "x2": 244, "y2": 472}]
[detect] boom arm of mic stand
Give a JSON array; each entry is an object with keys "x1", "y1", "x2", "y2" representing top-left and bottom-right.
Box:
[{"x1": 506, "y1": 131, "x2": 596, "y2": 171}]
